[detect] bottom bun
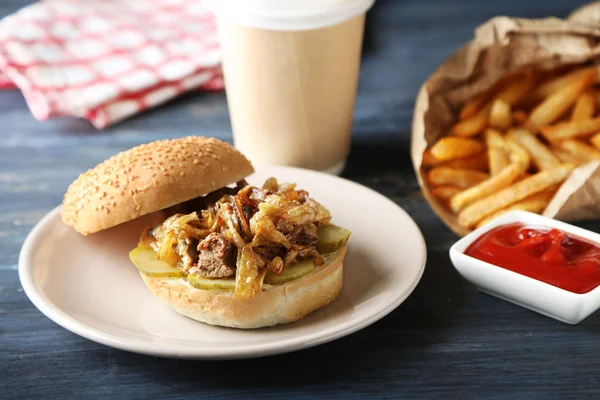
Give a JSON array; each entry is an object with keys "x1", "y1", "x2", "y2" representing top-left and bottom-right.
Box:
[{"x1": 140, "y1": 247, "x2": 346, "y2": 329}]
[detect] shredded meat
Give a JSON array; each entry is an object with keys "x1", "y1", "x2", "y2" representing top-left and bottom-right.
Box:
[
  {"x1": 294, "y1": 244, "x2": 324, "y2": 266},
  {"x1": 140, "y1": 177, "x2": 332, "y2": 299},
  {"x1": 248, "y1": 186, "x2": 271, "y2": 202},
  {"x1": 188, "y1": 233, "x2": 236, "y2": 278},
  {"x1": 254, "y1": 244, "x2": 286, "y2": 260},
  {"x1": 276, "y1": 220, "x2": 319, "y2": 245},
  {"x1": 177, "y1": 236, "x2": 198, "y2": 272},
  {"x1": 297, "y1": 190, "x2": 309, "y2": 203}
]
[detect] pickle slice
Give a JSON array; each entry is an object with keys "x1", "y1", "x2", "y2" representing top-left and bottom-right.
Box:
[
  {"x1": 265, "y1": 258, "x2": 315, "y2": 285},
  {"x1": 188, "y1": 274, "x2": 236, "y2": 291},
  {"x1": 316, "y1": 224, "x2": 351, "y2": 254},
  {"x1": 320, "y1": 205, "x2": 331, "y2": 217},
  {"x1": 129, "y1": 246, "x2": 185, "y2": 278}
]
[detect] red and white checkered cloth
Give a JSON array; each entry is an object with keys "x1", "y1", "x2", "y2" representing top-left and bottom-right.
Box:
[
  {"x1": 0, "y1": 71, "x2": 15, "y2": 89},
  {"x1": 0, "y1": 0, "x2": 223, "y2": 128}
]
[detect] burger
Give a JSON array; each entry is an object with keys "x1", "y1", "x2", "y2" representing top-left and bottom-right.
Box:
[{"x1": 61, "y1": 137, "x2": 350, "y2": 328}]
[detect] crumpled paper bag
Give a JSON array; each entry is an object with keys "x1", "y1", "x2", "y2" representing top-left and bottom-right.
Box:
[{"x1": 411, "y1": 2, "x2": 600, "y2": 236}]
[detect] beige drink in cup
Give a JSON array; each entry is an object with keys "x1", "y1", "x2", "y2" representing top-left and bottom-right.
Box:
[{"x1": 208, "y1": 0, "x2": 375, "y2": 174}]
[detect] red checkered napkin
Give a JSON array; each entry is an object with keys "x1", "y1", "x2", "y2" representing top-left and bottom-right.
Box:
[
  {"x1": 0, "y1": 0, "x2": 223, "y2": 128},
  {"x1": 0, "y1": 71, "x2": 16, "y2": 88}
]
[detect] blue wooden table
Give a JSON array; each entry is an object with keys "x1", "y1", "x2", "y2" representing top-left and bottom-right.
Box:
[{"x1": 2, "y1": 1, "x2": 599, "y2": 398}]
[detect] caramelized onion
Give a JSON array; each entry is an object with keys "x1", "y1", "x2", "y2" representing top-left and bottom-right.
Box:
[
  {"x1": 142, "y1": 177, "x2": 332, "y2": 299},
  {"x1": 235, "y1": 245, "x2": 266, "y2": 299}
]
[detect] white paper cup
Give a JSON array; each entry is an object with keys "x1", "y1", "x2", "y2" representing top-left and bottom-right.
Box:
[{"x1": 208, "y1": 0, "x2": 374, "y2": 174}]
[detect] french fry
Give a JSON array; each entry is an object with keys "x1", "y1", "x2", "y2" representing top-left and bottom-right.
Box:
[
  {"x1": 527, "y1": 68, "x2": 597, "y2": 133},
  {"x1": 451, "y1": 103, "x2": 491, "y2": 137},
  {"x1": 457, "y1": 165, "x2": 573, "y2": 228},
  {"x1": 529, "y1": 67, "x2": 597, "y2": 102},
  {"x1": 485, "y1": 129, "x2": 510, "y2": 175},
  {"x1": 551, "y1": 146, "x2": 585, "y2": 165},
  {"x1": 454, "y1": 73, "x2": 538, "y2": 136},
  {"x1": 484, "y1": 128, "x2": 505, "y2": 148},
  {"x1": 458, "y1": 72, "x2": 535, "y2": 120},
  {"x1": 430, "y1": 137, "x2": 485, "y2": 162},
  {"x1": 488, "y1": 146, "x2": 510, "y2": 176},
  {"x1": 489, "y1": 99, "x2": 512, "y2": 130},
  {"x1": 475, "y1": 191, "x2": 555, "y2": 228},
  {"x1": 559, "y1": 139, "x2": 600, "y2": 161},
  {"x1": 505, "y1": 137, "x2": 531, "y2": 169},
  {"x1": 431, "y1": 185, "x2": 463, "y2": 199},
  {"x1": 511, "y1": 110, "x2": 528, "y2": 126},
  {"x1": 540, "y1": 116, "x2": 600, "y2": 142},
  {"x1": 541, "y1": 183, "x2": 560, "y2": 194},
  {"x1": 459, "y1": 91, "x2": 492, "y2": 120},
  {"x1": 425, "y1": 66, "x2": 600, "y2": 230},
  {"x1": 443, "y1": 153, "x2": 489, "y2": 171},
  {"x1": 508, "y1": 128, "x2": 560, "y2": 170},
  {"x1": 422, "y1": 149, "x2": 440, "y2": 167},
  {"x1": 495, "y1": 71, "x2": 537, "y2": 106},
  {"x1": 450, "y1": 162, "x2": 525, "y2": 213},
  {"x1": 520, "y1": 172, "x2": 533, "y2": 180},
  {"x1": 590, "y1": 132, "x2": 600, "y2": 151},
  {"x1": 428, "y1": 167, "x2": 489, "y2": 189},
  {"x1": 571, "y1": 89, "x2": 596, "y2": 121}
]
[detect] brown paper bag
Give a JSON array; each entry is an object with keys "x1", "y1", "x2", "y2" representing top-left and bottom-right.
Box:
[{"x1": 411, "y1": 3, "x2": 600, "y2": 236}]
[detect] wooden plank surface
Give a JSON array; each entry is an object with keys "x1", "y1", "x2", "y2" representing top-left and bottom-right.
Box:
[{"x1": 2, "y1": 0, "x2": 599, "y2": 399}]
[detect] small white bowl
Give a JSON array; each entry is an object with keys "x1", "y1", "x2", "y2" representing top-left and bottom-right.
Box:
[{"x1": 449, "y1": 210, "x2": 600, "y2": 325}]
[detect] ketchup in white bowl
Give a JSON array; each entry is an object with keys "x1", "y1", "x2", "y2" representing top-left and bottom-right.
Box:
[
  {"x1": 465, "y1": 223, "x2": 600, "y2": 294},
  {"x1": 450, "y1": 210, "x2": 600, "y2": 324}
]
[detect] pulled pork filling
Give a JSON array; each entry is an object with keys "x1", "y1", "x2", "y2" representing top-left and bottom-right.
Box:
[{"x1": 139, "y1": 178, "x2": 332, "y2": 299}]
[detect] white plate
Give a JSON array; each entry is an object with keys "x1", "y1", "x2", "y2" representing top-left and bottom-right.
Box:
[{"x1": 19, "y1": 166, "x2": 426, "y2": 359}]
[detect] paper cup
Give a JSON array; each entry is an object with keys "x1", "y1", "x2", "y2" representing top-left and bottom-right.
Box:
[{"x1": 208, "y1": 0, "x2": 374, "y2": 174}]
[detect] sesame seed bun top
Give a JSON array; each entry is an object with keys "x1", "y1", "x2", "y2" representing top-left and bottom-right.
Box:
[{"x1": 61, "y1": 136, "x2": 254, "y2": 235}]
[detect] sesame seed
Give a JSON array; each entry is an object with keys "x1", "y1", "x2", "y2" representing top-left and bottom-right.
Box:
[{"x1": 63, "y1": 137, "x2": 247, "y2": 230}]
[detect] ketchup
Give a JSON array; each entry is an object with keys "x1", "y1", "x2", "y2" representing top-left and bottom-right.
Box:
[{"x1": 465, "y1": 223, "x2": 600, "y2": 294}]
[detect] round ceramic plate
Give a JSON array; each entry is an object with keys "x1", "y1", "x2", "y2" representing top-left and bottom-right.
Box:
[{"x1": 19, "y1": 166, "x2": 426, "y2": 359}]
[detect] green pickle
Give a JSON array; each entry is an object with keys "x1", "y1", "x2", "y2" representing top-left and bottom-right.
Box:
[
  {"x1": 316, "y1": 224, "x2": 351, "y2": 254},
  {"x1": 320, "y1": 205, "x2": 331, "y2": 217},
  {"x1": 129, "y1": 246, "x2": 185, "y2": 278},
  {"x1": 265, "y1": 258, "x2": 315, "y2": 285},
  {"x1": 131, "y1": 223, "x2": 350, "y2": 289},
  {"x1": 187, "y1": 275, "x2": 236, "y2": 291}
]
